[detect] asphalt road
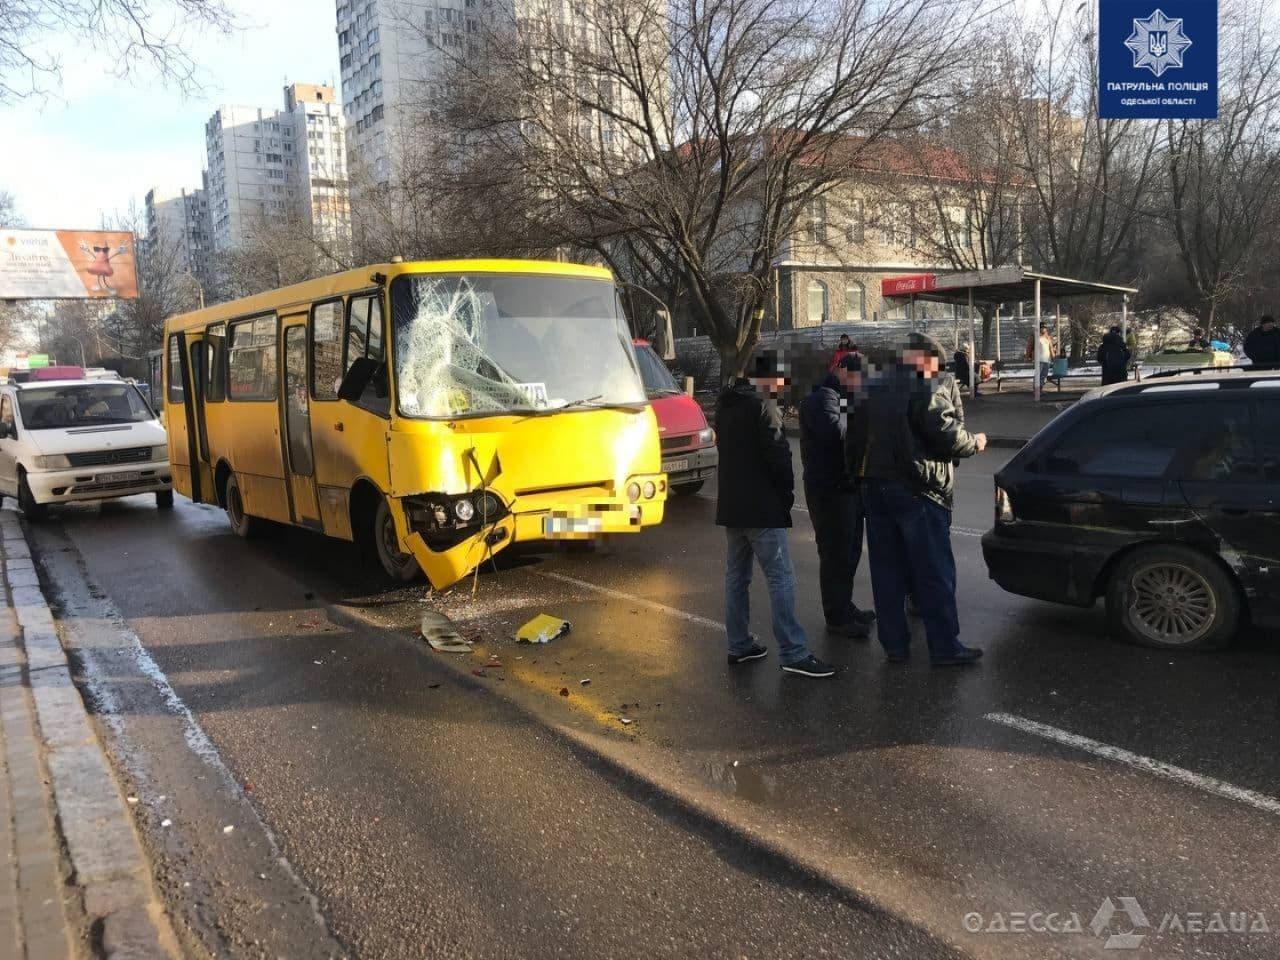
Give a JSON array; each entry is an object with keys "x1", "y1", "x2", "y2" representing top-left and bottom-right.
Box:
[{"x1": 25, "y1": 441, "x2": 1280, "y2": 959}]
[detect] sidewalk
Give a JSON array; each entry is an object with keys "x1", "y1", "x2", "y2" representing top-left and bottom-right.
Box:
[{"x1": 0, "y1": 508, "x2": 175, "y2": 960}]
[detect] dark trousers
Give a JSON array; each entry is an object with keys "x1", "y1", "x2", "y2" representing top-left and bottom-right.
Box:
[
  {"x1": 805, "y1": 485, "x2": 864, "y2": 626},
  {"x1": 861, "y1": 479, "x2": 961, "y2": 659}
]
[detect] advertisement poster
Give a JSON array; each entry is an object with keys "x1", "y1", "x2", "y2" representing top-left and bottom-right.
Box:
[
  {"x1": 0, "y1": 228, "x2": 138, "y2": 300},
  {"x1": 1099, "y1": 1, "x2": 1218, "y2": 119}
]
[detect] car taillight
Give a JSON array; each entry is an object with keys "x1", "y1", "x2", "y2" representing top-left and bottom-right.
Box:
[{"x1": 995, "y1": 484, "x2": 1015, "y2": 524}]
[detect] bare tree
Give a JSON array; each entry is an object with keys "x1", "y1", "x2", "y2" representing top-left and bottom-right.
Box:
[
  {"x1": 216, "y1": 209, "x2": 353, "y2": 301},
  {"x1": 1, "y1": 0, "x2": 236, "y2": 102},
  {"x1": 1006, "y1": 0, "x2": 1159, "y2": 359},
  {"x1": 425, "y1": 0, "x2": 983, "y2": 376},
  {"x1": 1162, "y1": 0, "x2": 1280, "y2": 339}
]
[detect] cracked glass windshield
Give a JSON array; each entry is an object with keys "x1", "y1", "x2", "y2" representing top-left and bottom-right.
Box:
[{"x1": 391, "y1": 273, "x2": 646, "y2": 418}]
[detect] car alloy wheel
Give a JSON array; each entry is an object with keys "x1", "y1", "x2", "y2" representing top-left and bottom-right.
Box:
[{"x1": 1127, "y1": 561, "x2": 1216, "y2": 647}]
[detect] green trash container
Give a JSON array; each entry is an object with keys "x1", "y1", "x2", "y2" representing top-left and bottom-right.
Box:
[{"x1": 1052, "y1": 357, "x2": 1069, "y2": 378}]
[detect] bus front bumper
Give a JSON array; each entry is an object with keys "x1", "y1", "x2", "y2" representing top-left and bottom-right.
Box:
[{"x1": 401, "y1": 497, "x2": 665, "y2": 590}]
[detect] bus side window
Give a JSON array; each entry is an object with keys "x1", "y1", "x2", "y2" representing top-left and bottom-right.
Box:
[
  {"x1": 346, "y1": 294, "x2": 389, "y2": 415},
  {"x1": 312, "y1": 300, "x2": 344, "y2": 400},
  {"x1": 167, "y1": 334, "x2": 185, "y2": 404},
  {"x1": 206, "y1": 323, "x2": 226, "y2": 402}
]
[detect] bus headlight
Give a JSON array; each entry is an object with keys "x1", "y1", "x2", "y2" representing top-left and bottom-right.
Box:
[
  {"x1": 642, "y1": 480, "x2": 656, "y2": 499},
  {"x1": 626, "y1": 482, "x2": 642, "y2": 502}
]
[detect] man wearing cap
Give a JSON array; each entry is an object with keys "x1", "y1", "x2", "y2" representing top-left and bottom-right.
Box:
[
  {"x1": 715, "y1": 350, "x2": 837, "y2": 678},
  {"x1": 800, "y1": 353, "x2": 877, "y2": 639},
  {"x1": 1244, "y1": 315, "x2": 1280, "y2": 368},
  {"x1": 847, "y1": 333, "x2": 988, "y2": 666}
]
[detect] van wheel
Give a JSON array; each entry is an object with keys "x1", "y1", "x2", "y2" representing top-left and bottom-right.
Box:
[
  {"x1": 156, "y1": 489, "x2": 174, "y2": 510},
  {"x1": 224, "y1": 473, "x2": 261, "y2": 538},
  {"x1": 18, "y1": 470, "x2": 47, "y2": 522},
  {"x1": 374, "y1": 498, "x2": 421, "y2": 582},
  {"x1": 1106, "y1": 544, "x2": 1239, "y2": 650}
]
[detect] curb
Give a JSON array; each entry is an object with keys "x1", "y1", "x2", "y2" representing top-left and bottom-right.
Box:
[{"x1": 1, "y1": 510, "x2": 176, "y2": 960}]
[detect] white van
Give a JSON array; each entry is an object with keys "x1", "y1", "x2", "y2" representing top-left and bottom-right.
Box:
[{"x1": 0, "y1": 378, "x2": 173, "y2": 519}]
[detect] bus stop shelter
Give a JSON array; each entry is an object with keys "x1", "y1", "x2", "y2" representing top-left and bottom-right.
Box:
[{"x1": 881, "y1": 266, "x2": 1139, "y2": 401}]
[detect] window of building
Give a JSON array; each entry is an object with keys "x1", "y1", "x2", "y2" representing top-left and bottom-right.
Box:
[
  {"x1": 807, "y1": 197, "x2": 827, "y2": 244},
  {"x1": 845, "y1": 284, "x2": 865, "y2": 322},
  {"x1": 227, "y1": 315, "x2": 278, "y2": 401},
  {"x1": 846, "y1": 198, "x2": 865, "y2": 244},
  {"x1": 807, "y1": 280, "x2": 829, "y2": 325},
  {"x1": 167, "y1": 334, "x2": 185, "y2": 403}
]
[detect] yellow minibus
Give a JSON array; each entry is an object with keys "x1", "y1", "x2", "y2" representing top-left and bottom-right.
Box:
[{"x1": 163, "y1": 259, "x2": 666, "y2": 588}]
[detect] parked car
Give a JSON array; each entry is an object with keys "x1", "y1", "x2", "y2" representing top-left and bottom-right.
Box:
[
  {"x1": 633, "y1": 340, "x2": 718, "y2": 494},
  {"x1": 0, "y1": 377, "x2": 173, "y2": 519},
  {"x1": 982, "y1": 367, "x2": 1280, "y2": 650}
]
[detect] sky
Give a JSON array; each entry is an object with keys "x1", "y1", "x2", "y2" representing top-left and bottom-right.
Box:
[{"x1": 0, "y1": 0, "x2": 340, "y2": 230}]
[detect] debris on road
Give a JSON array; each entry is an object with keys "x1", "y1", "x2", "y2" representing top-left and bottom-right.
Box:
[
  {"x1": 486, "y1": 657, "x2": 502, "y2": 668},
  {"x1": 559, "y1": 687, "x2": 569, "y2": 697},
  {"x1": 126, "y1": 795, "x2": 139, "y2": 805},
  {"x1": 515, "y1": 614, "x2": 571, "y2": 645},
  {"x1": 222, "y1": 825, "x2": 235, "y2": 835},
  {"x1": 579, "y1": 678, "x2": 591, "y2": 686},
  {"x1": 619, "y1": 718, "x2": 634, "y2": 726},
  {"x1": 421, "y1": 611, "x2": 473, "y2": 653},
  {"x1": 471, "y1": 669, "x2": 488, "y2": 678},
  {"x1": 160, "y1": 818, "x2": 172, "y2": 828}
]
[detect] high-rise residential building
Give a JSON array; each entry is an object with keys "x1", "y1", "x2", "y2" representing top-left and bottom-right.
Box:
[
  {"x1": 143, "y1": 182, "x2": 213, "y2": 290},
  {"x1": 204, "y1": 83, "x2": 350, "y2": 254}
]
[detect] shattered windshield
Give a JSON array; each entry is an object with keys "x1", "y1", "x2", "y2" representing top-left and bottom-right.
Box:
[{"x1": 391, "y1": 273, "x2": 646, "y2": 418}]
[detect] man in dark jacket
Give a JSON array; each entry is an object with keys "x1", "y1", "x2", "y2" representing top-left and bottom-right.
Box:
[
  {"x1": 847, "y1": 333, "x2": 987, "y2": 666},
  {"x1": 1096, "y1": 326, "x2": 1131, "y2": 385},
  {"x1": 715, "y1": 351, "x2": 836, "y2": 678},
  {"x1": 1244, "y1": 315, "x2": 1280, "y2": 367},
  {"x1": 799, "y1": 354, "x2": 876, "y2": 638}
]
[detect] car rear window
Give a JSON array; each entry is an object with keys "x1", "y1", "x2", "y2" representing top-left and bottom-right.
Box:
[{"x1": 1041, "y1": 402, "x2": 1197, "y2": 479}]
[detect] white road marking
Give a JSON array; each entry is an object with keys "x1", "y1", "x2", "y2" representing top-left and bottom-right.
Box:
[
  {"x1": 538, "y1": 571, "x2": 726, "y2": 631},
  {"x1": 985, "y1": 712, "x2": 1280, "y2": 817}
]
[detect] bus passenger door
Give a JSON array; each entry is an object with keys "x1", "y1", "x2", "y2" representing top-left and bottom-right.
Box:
[
  {"x1": 188, "y1": 338, "x2": 215, "y2": 502},
  {"x1": 281, "y1": 315, "x2": 322, "y2": 528},
  {"x1": 165, "y1": 332, "x2": 200, "y2": 502}
]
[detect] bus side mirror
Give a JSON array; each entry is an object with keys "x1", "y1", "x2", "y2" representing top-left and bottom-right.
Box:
[
  {"x1": 338, "y1": 357, "x2": 380, "y2": 402},
  {"x1": 655, "y1": 308, "x2": 676, "y2": 361}
]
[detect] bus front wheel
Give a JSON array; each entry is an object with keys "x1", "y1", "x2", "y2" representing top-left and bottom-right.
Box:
[
  {"x1": 225, "y1": 473, "x2": 262, "y2": 539},
  {"x1": 373, "y1": 498, "x2": 421, "y2": 582}
]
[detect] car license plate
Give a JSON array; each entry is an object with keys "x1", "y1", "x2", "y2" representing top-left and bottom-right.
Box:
[
  {"x1": 662, "y1": 459, "x2": 689, "y2": 474},
  {"x1": 544, "y1": 515, "x2": 604, "y2": 535},
  {"x1": 109, "y1": 471, "x2": 142, "y2": 483}
]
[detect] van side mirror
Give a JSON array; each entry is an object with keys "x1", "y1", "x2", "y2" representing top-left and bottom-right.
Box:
[
  {"x1": 338, "y1": 357, "x2": 380, "y2": 402},
  {"x1": 655, "y1": 308, "x2": 676, "y2": 361}
]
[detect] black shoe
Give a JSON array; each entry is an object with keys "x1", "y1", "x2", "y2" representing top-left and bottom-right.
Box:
[
  {"x1": 851, "y1": 606, "x2": 878, "y2": 627},
  {"x1": 885, "y1": 650, "x2": 910, "y2": 664},
  {"x1": 827, "y1": 619, "x2": 870, "y2": 639},
  {"x1": 781, "y1": 654, "x2": 837, "y2": 678},
  {"x1": 931, "y1": 645, "x2": 984, "y2": 667},
  {"x1": 728, "y1": 642, "x2": 768, "y2": 665}
]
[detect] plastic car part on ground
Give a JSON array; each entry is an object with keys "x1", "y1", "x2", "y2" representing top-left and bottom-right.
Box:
[
  {"x1": 515, "y1": 614, "x2": 571, "y2": 644},
  {"x1": 420, "y1": 611, "x2": 473, "y2": 653}
]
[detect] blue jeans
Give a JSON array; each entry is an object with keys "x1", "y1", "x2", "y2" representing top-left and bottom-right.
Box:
[
  {"x1": 861, "y1": 480, "x2": 962, "y2": 660},
  {"x1": 724, "y1": 528, "x2": 809, "y2": 665},
  {"x1": 1038, "y1": 362, "x2": 1052, "y2": 387}
]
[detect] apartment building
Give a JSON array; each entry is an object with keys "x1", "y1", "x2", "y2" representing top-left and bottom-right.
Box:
[
  {"x1": 142, "y1": 182, "x2": 213, "y2": 290},
  {"x1": 205, "y1": 83, "x2": 351, "y2": 253}
]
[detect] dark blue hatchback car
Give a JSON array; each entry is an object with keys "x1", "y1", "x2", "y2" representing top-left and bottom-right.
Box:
[{"x1": 982, "y1": 368, "x2": 1280, "y2": 650}]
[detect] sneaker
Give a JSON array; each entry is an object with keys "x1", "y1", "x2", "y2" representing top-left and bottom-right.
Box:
[
  {"x1": 728, "y1": 641, "x2": 768, "y2": 665},
  {"x1": 781, "y1": 654, "x2": 837, "y2": 678},
  {"x1": 826, "y1": 619, "x2": 870, "y2": 640},
  {"x1": 930, "y1": 645, "x2": 984, "y2": 667}
]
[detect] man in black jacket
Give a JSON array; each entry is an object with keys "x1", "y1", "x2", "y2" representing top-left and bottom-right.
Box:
[
  {"x1": 715, "y1": 351, "x2": 835, "y2": 678},
  {"x1": 1096, "y1": 326, "x2": 1130, "y2": 385},
  {"x1": 847, "y1": 334, "x2": 987, "y2": 666},
  {"x1": 799, "y1": 354, "x2": 876, "y2": 638},
  {"x1": 1245, "y1": 315, "x2": 1280, "y2": 368}
]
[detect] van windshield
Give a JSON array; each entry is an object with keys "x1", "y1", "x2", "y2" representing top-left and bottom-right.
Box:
[
  {"x1": 391, "y1": 273, "x2": 646, "y2": 418},
  {"x1": 17, "y1": 383, "x2": 153, "y2": 429}
]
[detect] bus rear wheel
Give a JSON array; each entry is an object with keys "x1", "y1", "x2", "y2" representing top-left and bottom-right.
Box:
[
  {"x1": 225, "y1": 473, "x2": 261, "y2": 539},
  {"x1": 373, "y1": 498, "x2": 421, "y2": 582}
]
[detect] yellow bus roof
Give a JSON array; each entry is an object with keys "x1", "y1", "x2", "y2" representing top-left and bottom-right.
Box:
[{"x1": 165, "y1": 258, "x2": 615, "y2": 332}]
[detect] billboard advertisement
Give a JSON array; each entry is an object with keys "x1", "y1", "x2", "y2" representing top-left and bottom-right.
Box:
[
  {"x1": 1099, "y1": 1, "x2": 1218, "y2": 119},
  {"x1": 0, "y1": 229, "x2": 138, "y2": 300}
]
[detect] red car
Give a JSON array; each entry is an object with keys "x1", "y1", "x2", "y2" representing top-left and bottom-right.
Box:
[{"x1": 633, "y1": 340, "x2": 717, "y2": 494}]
